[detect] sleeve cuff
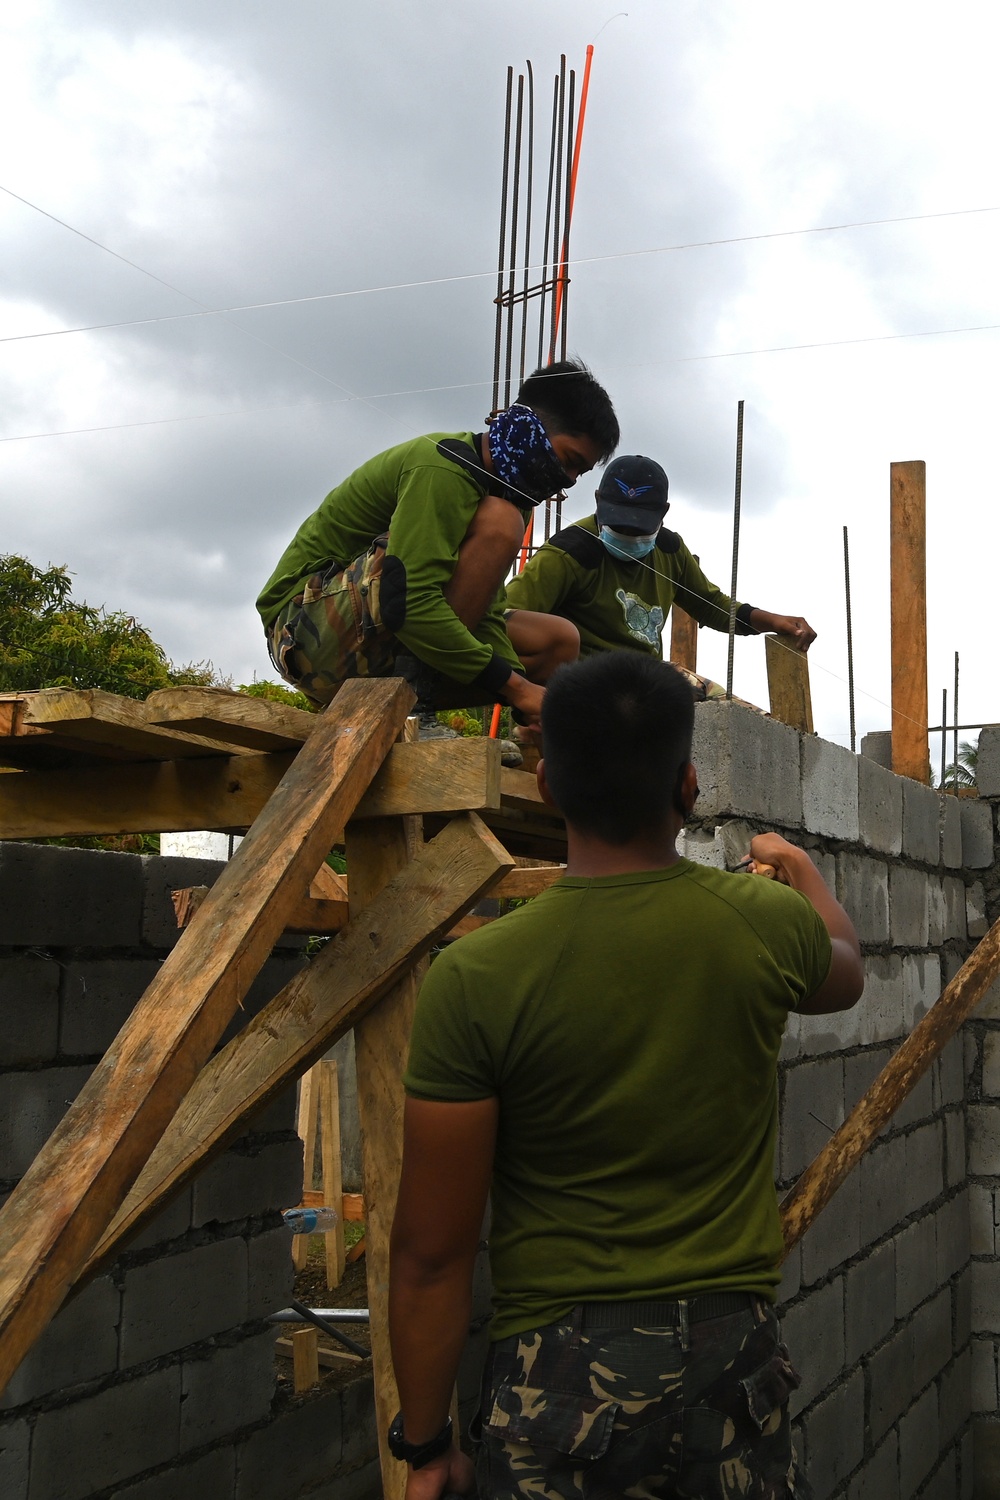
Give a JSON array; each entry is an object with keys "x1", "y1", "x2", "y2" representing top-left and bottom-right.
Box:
[
  {"x1": 735, "y1": 603, "x2": 757, "y2": 637},
  {"x1": 472, "y1": 653, "x2": 515, "y2": 694}
]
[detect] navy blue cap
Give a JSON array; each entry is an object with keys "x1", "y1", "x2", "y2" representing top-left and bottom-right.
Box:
[{"x1": 595, "y1": 455, "x2": 669, "y2": 530}]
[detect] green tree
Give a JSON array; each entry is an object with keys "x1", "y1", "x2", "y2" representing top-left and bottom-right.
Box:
[{"x1": 942, "y1": 736, "x2": 979, "y2": 789}]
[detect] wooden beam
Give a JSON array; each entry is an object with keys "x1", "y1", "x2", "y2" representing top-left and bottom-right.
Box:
[
  {"x1": 320, "y1": 1060, "x2": 347, "y2": 1289},
  {"x1": 0, "y1": 736, "x2": 502, "y2": 840},
  {"x1": 78, "y1": 814, "x2": 513, "y2": 1283},
  {"x1": 780, "y1": 916, "x2": 1000, "y2": 1255},
  {"x1": 890, "y1": 460, "x2": 929, "y2": 783},
  {"x1": 669, "y1": 603, "x2": 698, "y2": 674},
  {"x1": 144, "y1": 687, "x2": 317, "y2": 753},
  {"x1": 17, "y1": 688, "x2": 238, "y2": 761},
  {"x1": 293, "y1": 1067, "x2": 320, "y2": 1274},
  {"x1": 0, "y1": 676, "x2": 413, "y2": 1393},
  {"x1": 764, "y1": 633, "x2": 814, "y2": 734},
  {"x1": 292, "y1": 1327, "x2": 320, "y2": 1392},
  {"x1": 491, "y1": 863, "x2": 565, "y2": 898}
]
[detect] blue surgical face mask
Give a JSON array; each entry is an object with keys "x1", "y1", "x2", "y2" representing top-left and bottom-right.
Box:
[{"x1": 599, "y1": 525, "x2": 659, "y2": 561}]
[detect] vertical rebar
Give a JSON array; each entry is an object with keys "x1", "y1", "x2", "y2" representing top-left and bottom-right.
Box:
[
  {"x1": 492, "y1": 68, "x2": 514, "y2": 416},
  {"x1": 726, "y1": 401, "x2": 745, "y2": 699},
  {"x1": 547, "y1": 57, "x2": 567, "y2": 364},
  {"x1": 518, "y1": 62, "x2": 534, "y2": 385},
  {"x1": 941, "y1": 688, "x2": 948, "y2": 789},
  {"x1": 843, "y1": 526, "x2": 856, "y2": 752},
  {"x1": 537, "y1": 75, "x2": 560, "y2": 369},
  {"x1": 558, "y1": 67, "x2": 576, "y2": 362},
  {"x1": 503, "y1": 73, "x2": 524, "y2": 410},
  {"x1": 953, "y1": 652, "x2": 960, "y2": 793}
]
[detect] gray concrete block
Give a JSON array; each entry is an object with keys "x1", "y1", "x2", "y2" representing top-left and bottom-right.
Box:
[
  {"x1": 859, "y1": 955, "x2": 904, "y2": 1044},
  {"x1": 899, "y1": 1385, "x2": 940, "y2": 1496},
  {"x1": 0, "y1": 1418, "x2": 29, "y2": 1500},
  {"x1": 895, "y1": 1215, "x2": 938, "y2": 1320},
  {"x1": 777, "y1": 1244, "x2": 801, "y2": 1308},
  {"x1": 780, "y1": 1059, "x2": 844, "y2": 1179},
  {"x1": 921, "y1": 1453, "x2": 957, "y2": 1500},
  {"x1": 893, "y1": 1053, "x2": 934, "y2": 1129},
  {"x1": 180, "y1": 1330, "x2": 275, "y2": 1450},
  {"x1": 902, "y1": 777, "x2": 942, "y2": 864},
  {"x1": 0, "y1": 1275, "x2": 118, "y2": 1410},
  {"x1": 858, "y1": 755, "x2": 903, "y2": 855},
  {"x1": 974, "y1": 1417, "x2": 1000, "y2": 1496},
  {"x1": 59, "y1": 959, "x2": 161, "y2": 1057},
  {"x1": 340, "y1": 1372, "x2": 380, "y2": 1470},
  {"x1": 304, "y1": 1460, "x2": 382, "y2": 1500},
  {"x1": 800, "y1": 1169, "x2": 861, "y2": 1286},
  {"x1": 869, "y1": 1321, "x2": 915, "y2": 1441},
  {"x1": 912, "y1": 1286, "x2": 954, "y2": 1389},
  {"x1": 940, "y1": 1033, "x2": 966, "y2": 1107},
  {"x1": 0, "y1": 1065, "x2": 93, "y2": 1178},
  {"x1": 29, "y1": 1363, "x2": 181, "y2": 1500},
  {"x1": 796, "y1": 1003, "x2": 861, "y2": 1055},
  {"x1": 860, "y1": 730, "x2": 892, "y2": 769},
  {"x1": 120, "y1": 1237, "x2": 248, "y2": 1366},
  {"x1": 125, "y1": 1189, "x2": 193, "y2": 1257},
  {"x1": 860, "y1": 1135, "x2": 908, "y2": 1243},
  {"x1": 961, "y1": 798, "x2": 995, "y2": 868},
  {"x1": 903, "y1": 951, "x2": 940, "y2": 1030},
  {"x1": 217, "y1": 955, "x2": 310, "y2": 1050},
  {"x1": 234, "y1": 1382, "x2": 345, "y2": 1500},
  {"x1": 327, "y1": 1030, "x2": 361, "y2": 1191},
  {"x1": 800, "y1": 1367, "x2": 864, "y2": 1500},
  {"x1": 947, "y1": 1110, "x2": 968, "y2": 1189},
  {"x1": 779, "y1": 1010, "x2": 801, "y2": 1061},
  {"x1": 802, "y1": 735, "x2": 860, "y2": 842},
  {"x1": 845, "y1": 1238, "x2": 895, "y2": 1364},
  {"x1": 944, "y1": 875, "x2": 968, "y2": 940},
  {"x1": 968, "y1": 883, "x2": 990, "y2": 939},
  {"x1": 676, "y1": 826, "x2": 726, "y2": 868},
  {"x1": 140, "y1": 854, "x2": 223, "y2": 949},
  {"x1": 903, "y1": 1120, "x2": 944, "y2": 1218},
  {"x1": 847, "y1": 1434, "x2": 898, "y2": 1500},
  {"x1": 938, "y1": 1188, "x2": 972, "y2": 1285},
  {"x1": 977, "y1": 727, "x2": 1000, "y2": 797},
  {"x1": 973, "y1": 1262, "x2": 1000, "y2": 1336},
  {"x1": 942, "y1": 794, "x2": 964, "y2": 867},
  {"x1": 971, "y1": 1186, "x2": 996, "y2": 1256},
  {"x1": 246, "y1": 1084, "x2": 297, "y2": 1139},
  {"x1": 843, "y1": 1038, "x2": 890, "y2": 1115},
  {"x1": 0, "y1": 956, "x2": 59, "y2": 1066},
  {"x1": 941, "y1": 1347, "x2": 972, "y2": 1448},
  {"x1": 782, "y1": 1278, "x2": 845, "y2": 1415},
  {"x1": 109, "y1": 1445, "x2": 236, "y2": 1500},
  {"x1": 191, "y1": 1139, "x2": 303, "y2": 1228},
  {"x1": 927, "y1": 878, "x2": 949, "y2": 945},
  {"x1": 247, "y1": 1225, "x2": 294, "y2": 1320},
  {"x1": 0, "y1": 843, "x2": 143, "y2": 948},
  {"x1": 968, "y1": 1105, "x2": 1000, "y2": 1176},
  {"x1": 889, "y1": 864, "x2": 930, "y2": 947},
  {"x1": 708, "y1": 818, "x2": 757, "y2": 871},
  {"x1": 836, "y1": 852, "x2": 889, "y2": 944},
  {"x1": 956, "y1": 1264, "x2": 973, "y2": 1352},
  {"x1": 691, "y1": 701, "x2": 803, "y2": 827},
  {"x1": 972, "y1": 1340, "x2": 999, "y2": 1413}
]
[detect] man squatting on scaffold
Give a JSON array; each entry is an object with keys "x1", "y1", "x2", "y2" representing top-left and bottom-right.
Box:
[
  {"x1": 387, "y1": 650, "x2": 864, "y2": 1499},
  {"x1": 255, "y1": 360, "x2": 620, "y2": 728}
]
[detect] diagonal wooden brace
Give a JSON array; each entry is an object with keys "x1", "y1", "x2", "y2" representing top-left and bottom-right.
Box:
[{"x1": 0, "y1": 676, "x2": 414, "y2": 1393}]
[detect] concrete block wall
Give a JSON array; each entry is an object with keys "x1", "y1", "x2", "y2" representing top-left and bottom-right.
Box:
[
  {"x1": 0, "y1": 844, "x2": 378, "y2": 1500},
  {"x1": 683, "y1": 702, "x2": 993, "y2": 1499}
]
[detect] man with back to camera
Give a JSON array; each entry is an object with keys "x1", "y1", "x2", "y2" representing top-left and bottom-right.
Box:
[
  {"x1": 504, "y1": 454, "x2": 816, "y2": 696},
  {"x1": 255, "y1": 360, "x2": 619, "y2": 727},
  {"x1": 387, "y1": 650, "x2": 864, "y2": 1499}
]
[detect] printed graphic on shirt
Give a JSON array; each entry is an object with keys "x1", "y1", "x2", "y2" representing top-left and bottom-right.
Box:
[{"x1": 615, "y1": 588, "x2": 665, "y2": 647}]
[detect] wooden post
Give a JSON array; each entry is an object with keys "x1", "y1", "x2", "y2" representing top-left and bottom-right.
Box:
[
  {"x1": 781, "y1": 916, "x2": 1000, "y2": 1253},
  {"x1": 345, "y1": 717, "x2": 423, "y2": 1500},
  {"x1": 319, "y1": 1060, "x2": 347, "y2": 1289},
  {"x1": 292, "y1": 1327, "x2": 320, "y2": 1393},
  {"x1": 669, "y1": 604, "x2": 698, "y2": 674},
  {"x1": 890, "y1": 460, "x2": 929, "y2": 783},
  {"x1": 764, "y1": 634, "x2": 814, "y2": 734},
  {"x1": 293, "y1": 1067, "x2": 320, "y2": 1273}
]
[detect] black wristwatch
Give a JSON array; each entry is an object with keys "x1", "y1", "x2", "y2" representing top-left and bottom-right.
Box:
[{"x1": 387, "y1": 1411, "x2": 453, "y2": 1468}]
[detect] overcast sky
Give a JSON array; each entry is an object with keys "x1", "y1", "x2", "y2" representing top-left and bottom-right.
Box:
[{"x1": 2, "y1": 0, "x2": 998, "y2": 760}]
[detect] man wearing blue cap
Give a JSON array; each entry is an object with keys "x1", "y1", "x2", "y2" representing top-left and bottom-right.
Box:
[{"x1": 505, "y1": 455, "x2": 815, "y2": 689}]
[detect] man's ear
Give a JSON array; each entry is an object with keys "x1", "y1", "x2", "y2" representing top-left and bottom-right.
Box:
[
  {"x1": 674, "y1": 761, "x2": 700, "y2": 817},
  {"x1": 536, "y1": 758, "x2": 559, "y2": 811}
]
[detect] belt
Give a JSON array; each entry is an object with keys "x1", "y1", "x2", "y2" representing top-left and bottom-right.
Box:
[{"x1": 579, "y1": 1291, "x2": 756, "y2": 1331}]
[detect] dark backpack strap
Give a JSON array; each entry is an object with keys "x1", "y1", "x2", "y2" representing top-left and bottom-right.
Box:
[
  {"x1": 655, "y1": 528, "x2": 682, "y2": 555},
  {"x1": 547, "y1": 524, "x2": 606, "y2": 570}
]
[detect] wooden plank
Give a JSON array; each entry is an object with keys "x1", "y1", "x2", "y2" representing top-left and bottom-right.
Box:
[
  {"x1": 18, "y1": 688, "x2": 240, "y2": 760},
  {"x1": 781, "y1": 916, "x2": 1000, "y2": 1255},
  {"x1": 890, "y1": 460, "x2": 929, "y2": 783},
  {"x1": 0, "y1": 737, "x2": 502, "y2": 840},
  {"x1": 320, "y1": 1061, "x2": 347, "y2": 1289},
  {"x1": 276, "y1": 1336, "x2": 363, "y2": 1369},
  {"x1": 293, "y1": 1067, "x2": 320, "y2": 1274},
  {"x1": 764, "y1": 633, "x2": 814, "y2": 734},
  {"x1": 491, "y1": 863, "x2": 565, "y2": 898},
  {"x1": 669, "y1": 602, "x2": 698, "y2": 673},
  {"x1": 78, "y1": 813, "x2": 513, "y2": 1283},
  {"x1": 292, "y1": 1327, "x2": 320, "y2": 1392},
  {"x1": 310, "y1": 863, "x2": 349, "y2": 900},
  {"x1": 145, "y1": 686, "x2": 318, "y2": 753},
  {"x1": 0, "y1": 676, "x2": 414, "y2": 1393}
]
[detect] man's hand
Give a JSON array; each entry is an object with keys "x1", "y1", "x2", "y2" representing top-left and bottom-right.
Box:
[
  {"x1": 749, "y1": 610, "x2": 817, "y2": 652},
  {"x1": 404, "y1": 1445, "x2": 475, "y2": 1500},
  {"x1": 748, "y1": 832, "x2": 803, "y2": 884},
  {"x1": 503, "y1": 671, "x2": 545, "y2": 728}
]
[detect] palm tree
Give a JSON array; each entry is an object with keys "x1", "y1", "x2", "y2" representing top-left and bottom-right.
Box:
[{"x1": 941, "y1": 736, "x2": 978, "y2": 789}]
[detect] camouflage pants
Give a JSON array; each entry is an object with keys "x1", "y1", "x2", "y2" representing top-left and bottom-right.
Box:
[
  {"x1": 266, "y1": 540, "x2": 399, "y2": 707},
  {"x1": 475, "y1": 1297, "x2": 809, "y2": 1499}
]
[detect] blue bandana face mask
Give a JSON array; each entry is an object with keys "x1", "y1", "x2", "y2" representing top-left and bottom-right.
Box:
[
  {"x1": 599, "y1": 525, "x2": 659, "y2": 561},
  {"x1": 487, "y1": 404, "x2": 574, "y2": 506}
]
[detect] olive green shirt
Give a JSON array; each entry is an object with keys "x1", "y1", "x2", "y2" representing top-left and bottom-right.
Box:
[
  {"x1": 504, "y1": 515, "x2": 754, "y2": 658},
  {"x1": 404, "y1": 861, "x2": 830, "y2": 1340}
]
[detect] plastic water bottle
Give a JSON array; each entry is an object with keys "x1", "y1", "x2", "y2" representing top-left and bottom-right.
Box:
[{"x1": 283, "y1": 1206, "x2": 339, "y2": 1234}]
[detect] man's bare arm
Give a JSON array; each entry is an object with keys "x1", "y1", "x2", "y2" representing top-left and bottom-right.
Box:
[{"x1": 748, "y1": 609, "x2": 817, "y2": 652}]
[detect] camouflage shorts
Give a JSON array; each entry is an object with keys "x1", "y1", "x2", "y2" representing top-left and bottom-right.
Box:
[
  {"x1": 475, "y1": 1297, "x2": 809, "y2": 1499},
  {"x1": 266, "y1": 538, "x2": 398, "y2": 706}
]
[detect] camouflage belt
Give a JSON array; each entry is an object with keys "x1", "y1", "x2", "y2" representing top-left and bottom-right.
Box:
[{"x1": 579, "y1": 1291, "x2": 756, "y2": 1330}]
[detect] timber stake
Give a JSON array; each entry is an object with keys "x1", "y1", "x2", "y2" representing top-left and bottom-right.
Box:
[{"x1": 780, "y1": 916, "x2": 1000, "y2": 1254}]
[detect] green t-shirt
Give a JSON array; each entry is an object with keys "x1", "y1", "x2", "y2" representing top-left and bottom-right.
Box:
[
  {"x1": 256, "y1": 433, "x2": 528, "y2": 687},
  {"x1": 504, "y1": 515, "x2": 754, "y2": 658},
  {"x1": 404, "y1": 860, "x2": 830, "y2": 1340}
]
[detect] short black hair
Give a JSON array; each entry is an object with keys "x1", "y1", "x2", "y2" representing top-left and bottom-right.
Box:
[
  {"x1": 515, "y1": 359, "x2": 620, "y2": 462},
  {"x1": 541, "y1": 652, "x2": 695, "y2": 844}
]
